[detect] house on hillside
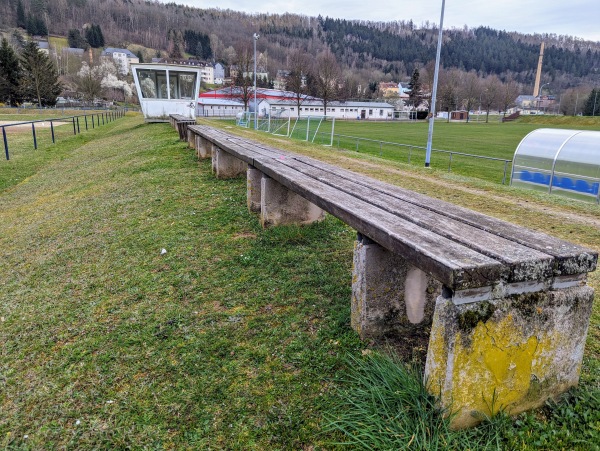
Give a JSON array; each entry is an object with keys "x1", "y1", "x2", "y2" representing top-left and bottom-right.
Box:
[
  {"x1": 379, "y1": 81, "x2": 399, "y2": 97},
  {"x1": 101, "y1": 48, "x2": 139, "y2": 75},
  {"x1": 214, "y1": 63, "x2": 225, "y2": 85}
]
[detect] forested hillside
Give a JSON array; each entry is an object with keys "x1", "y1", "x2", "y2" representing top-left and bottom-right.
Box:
[{"x1": 1, "y1": 0, "x2": 599, "y2": 92}]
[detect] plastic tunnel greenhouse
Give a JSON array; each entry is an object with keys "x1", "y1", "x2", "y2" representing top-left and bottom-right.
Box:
[{"x1": 511, "y1": 128, "x2": 600, "y2": 204}]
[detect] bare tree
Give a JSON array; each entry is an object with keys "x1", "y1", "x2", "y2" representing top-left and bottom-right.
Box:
[
  {"x1": 233, "y1": 45, "x2": 254, "y2": 111},
  {"x1": 459, "y1": 71, "x2": 481, "y2": 123},
  {"x1": 285, "y1": 49, "x2": 310, "y2": 117},
  {"x1": 312, "y1": 50, "x2": 341, "y2": 117},
  {"x1": 437, "y1": 68, "x2": 461, "y2": 121},
  {"x1": 498, "y1": 78, "x2": 521, "y2": 117},
  {"x1": 481, "y1": 75, "x2": 502, "y2": 122}
]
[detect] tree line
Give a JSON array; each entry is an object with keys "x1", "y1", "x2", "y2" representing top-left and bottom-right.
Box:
[{"x1": 1, "y1": 0, "x2": 598, "y2": 97}]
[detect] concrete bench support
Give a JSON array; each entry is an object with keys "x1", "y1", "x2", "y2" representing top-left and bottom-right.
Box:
[
  {"x1": 260, "y1": 175, "x2": 326, "y2": 228},
  {"x1": 197, "y1": 136, "x2": 211, "y2": 159},
  {"x1": 351, "y1": 233, "x2": 441, "y2": 340},
  {"x1": 212, "y1": 147, "x2": 247, "y2": 179},
  {"x1": 425, "y1": 284, "x2": 594, "y2": 429},
  {"x1": 247, "y1": 165, "x2": 262, "y2": 213}
]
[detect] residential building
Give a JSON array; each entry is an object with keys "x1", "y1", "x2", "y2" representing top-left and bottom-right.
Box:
[{"x1": 101, "y1": 47, "x2": 139, "y2": 75}]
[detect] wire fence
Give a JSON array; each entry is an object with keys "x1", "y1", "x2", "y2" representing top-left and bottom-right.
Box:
[
  {"x1": 1, "y1": 110, "x2": 126, "y2": 161},
  {"x1": 314, "y1": 132, "x2": 513, "y2": 185}
]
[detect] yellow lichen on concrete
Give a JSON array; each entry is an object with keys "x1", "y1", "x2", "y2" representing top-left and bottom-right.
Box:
[
  {"x1": 451, "y1": 315, "x2": 539, "y2": 418},
  {"x1": 439, "y1": 314, "x2": 577, "y2": 428}
]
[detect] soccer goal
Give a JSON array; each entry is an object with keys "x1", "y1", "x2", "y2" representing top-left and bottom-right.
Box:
[
  {"x1": 289, "y1": 116, "x2": 335, "y2": 146},
  {"x1": 268, "y1": 108, "x2": 292, "y2": 136}
]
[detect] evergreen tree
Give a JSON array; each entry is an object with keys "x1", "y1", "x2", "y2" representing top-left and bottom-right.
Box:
[
  {"x1": 408, "y1": 68, "x2": 423, "y2": 109},
  {"x1": 67, "y1": 29, "x2": 88, "y2": 49},
  {"x1": 582, "y1": 88, "x2": 600, "y2": 116},
  {"x1": 26, "y1": 15, "x2": 47, "y2": 36},
  {"x1": 0, "y1": 38, "x2": 23, "y2": 106},
  {"x1": 16, "y1": 0, "x2": 26, "y2": 29},
  {"x1": 85, "y1": 24, "x2": 105, "y2": 48},
  {"x1": 19, "y1": 41, "x2": 62, "y2": 107}
]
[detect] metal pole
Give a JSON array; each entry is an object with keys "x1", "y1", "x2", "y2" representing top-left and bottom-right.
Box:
[
  {"x1": 72, "y1": 117, "x2": 76, "y2": 135},
  {"x1": 253, "y1": 33, "x2": 259, "y2": 131},
  {"x1": 2, "y1": 127, "x2": 9, "y2": 160},
  {"x1": 50, "y1": 121, "x2": 55, "y2": 143},
  {"x1": 448, "y1": 153, "x2": 452, "y2": 171},
  {"x1": 32, "y1": 123, "x2": 37, "y2": 150},
  {"x1": 85, "y1": 115, "x2": 88, "y2": 130},
  {"x1": 92, "y1": 114, "x2": 95, "y2": 129},
  {"x1": 502, "y1": 161, "x2": 509, "y2": 185},
  {"x1": 76, "y1": 117, "x2": 80, "y2": 134},
  {"x1": 425, "y1": 0, "x2": 445, "y2": 168}
]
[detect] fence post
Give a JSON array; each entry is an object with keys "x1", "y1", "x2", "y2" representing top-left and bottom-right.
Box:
[
  {"x1": 76, "y1": 117, "x2": 80, "y2": 134},
  {"x1": 85, "y1": 115, "x2": 88, "y2": 130},
  {"x1": 72, "y1": 117, "x2": 76, "y2": 135},
  {"x1": 502, "y1": 161, "x2": 509, "y2": 185},
  {"x1": 92, "y1": 114, "x2": 95, "y2": 129},
  {"x1": 32, "y1": 123, "x2": 37, "y2": 149},
  {"x1": 448, "y1": 153, "x2": 453, "y2": 172},
  {"x1": 50, "y1": 121, "x2": 55, "y2": 143},
  {"x1": 408, "y1": 147, "x2": 412, "y2": 164},
  {"x1": 379, "y1": 141, "x2": 382, "y2": 156},
  {"x1": 356, "y1": 138, "x2": 359, "y2": 152},
  {"x1": 2, "y1": 127, "x2": 8, "y2": 160}
]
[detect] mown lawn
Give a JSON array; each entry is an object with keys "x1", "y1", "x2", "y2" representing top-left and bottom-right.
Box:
[
  {"x1": 1, "y1": 115, "x2": 598, "y2": 449},
  {"x1": 296, "y1": 115, "x2": 600, "y2": 184}
]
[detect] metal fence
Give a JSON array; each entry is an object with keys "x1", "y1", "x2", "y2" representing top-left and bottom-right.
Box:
[
  {"x1": 1, "y1": 110, "x2": 125, "y2": 161},
  {"x1": 316, "y1": 132, "x2": 513, "y2": 185}
]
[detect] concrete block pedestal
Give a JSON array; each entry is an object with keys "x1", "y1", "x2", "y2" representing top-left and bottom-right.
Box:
[
  {"x1": 260, "y1": 175, "x2": 326, "y2": 227},
  {"x1": 351, "y1": 233, "x2": 441, "y2": 341},
  {"x1": 424, "y1": 285, "x2": 594, "y2": 428},
  {"x1": 212, "y1": 147, "x2": 247, "y2": 179}
]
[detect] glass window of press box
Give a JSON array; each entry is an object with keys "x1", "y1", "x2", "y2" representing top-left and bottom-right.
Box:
[
  {"x1": 511, "y1": 128, "x2": 600, "y2": 204},
  {"x1": 137, "y1": 69, "x2": 197, "y2": 100}
]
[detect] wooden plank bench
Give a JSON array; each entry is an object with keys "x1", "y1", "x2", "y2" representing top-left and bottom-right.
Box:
[
  {"x1": 169, "y1": 114, "x2": 196, "y2": 141},
  {"x1": 186, "y1": 124, "x2": 597, "y2": 428}
]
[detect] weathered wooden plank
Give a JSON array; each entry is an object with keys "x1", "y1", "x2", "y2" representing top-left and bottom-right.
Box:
[
  {"x1": 190, "y1": 127, "x2": 596, "y2": 283},
  {"x1": 218, "y1": 133, "x2": 596, "y2": 277},
  {"x1": 250, "y1": 155, "x2": 506, "y2": 290}
]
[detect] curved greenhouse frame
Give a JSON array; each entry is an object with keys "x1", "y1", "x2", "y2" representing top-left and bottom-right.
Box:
[{"x1": 510, "y1": 128, "x2": 600, "y2": 204}]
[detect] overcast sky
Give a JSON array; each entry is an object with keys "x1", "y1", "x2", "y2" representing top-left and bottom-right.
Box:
[{"x1": 167, "y1": 0, "x2": 600, "y2": 42}]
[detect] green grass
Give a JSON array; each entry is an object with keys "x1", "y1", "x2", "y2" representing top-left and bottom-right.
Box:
[
  {"x1": 286, "y1": 116, "x2": 600, "y2": 184},
  {"x1": 1, "y1": 115, "x2": 598, "y2": 448},
  {"x1": 326, "y1": 351, "x2": 600, "y2": 450}
]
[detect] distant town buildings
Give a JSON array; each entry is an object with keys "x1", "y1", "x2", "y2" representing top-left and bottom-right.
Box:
[{"x1": 101, "y1": 47, "x2": 139, "y2": 75}]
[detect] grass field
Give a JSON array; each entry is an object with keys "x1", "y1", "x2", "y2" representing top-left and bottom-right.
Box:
[
  {"x1": 1, "y1": 115, "x2": 598, "y2": 449},
  {"x1": 273, "y1": 115, "x2": 600, "y2": 184}
]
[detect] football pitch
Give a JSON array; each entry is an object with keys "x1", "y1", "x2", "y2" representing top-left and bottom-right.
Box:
[{"x1": 302, "y1": 116, "x2": 600, "y2": 184}]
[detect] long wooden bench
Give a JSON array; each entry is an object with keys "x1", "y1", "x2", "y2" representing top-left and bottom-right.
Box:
[
  {"x1": 169, "y1": 114, "x2": 196, "y2": 141},
  {"x1": 186, "y1": 124, "x2": 597, "y2": 428}
]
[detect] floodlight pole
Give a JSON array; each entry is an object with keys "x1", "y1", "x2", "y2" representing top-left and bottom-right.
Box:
[
  {"x1": 253, "y1": 33, "x2": 259, "y2": 130},
  {"x1": 425, "y1": 0, "x2": 445, "y2": 168}
]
